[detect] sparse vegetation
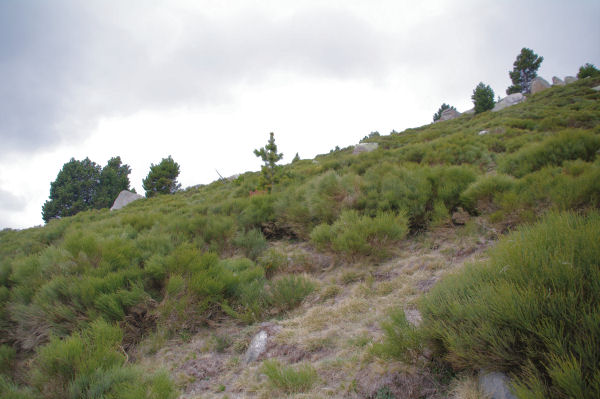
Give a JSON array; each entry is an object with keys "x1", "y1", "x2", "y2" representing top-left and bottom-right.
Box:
[{"x1": 261, "y1": 360, "x2": 318, "y2": 393}]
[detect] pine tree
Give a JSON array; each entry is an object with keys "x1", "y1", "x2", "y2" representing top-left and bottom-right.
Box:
[
  {"x1": 254, "y1": 132, "x2": 283, "y2": 192},
  {"x1": 471, "y1": 82, "x2": 495, "y2": 114},
  {"x1": 507, "y1": 48, "x2": 543, "y2": 95},
  {"x1": 142, "y1": 156, "x2": 181, "y2": 197},
  {"x1": 292, "y1": 153, "x2": 300, "y2": 163}
]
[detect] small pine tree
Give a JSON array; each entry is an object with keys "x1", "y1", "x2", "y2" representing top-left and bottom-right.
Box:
[
  {"x1": 577, "y1": 63, "x2": 600, "y2": 79},
  {"x1": 142, "y1": 156, "x2": 181, "y2": 198},
  {"x1": 254, "y1": 132, "x2": 283, "y2": 192},
  {"x1": 292, "y1": 153, "x2": 300, "y2": 163},
  {"x1": 433, "y1": 103, "x2": 456, "y2": 122},
  {"x1": 507, "y1": 48, "x2": 543, "y2": 94},
  {"x1": 471, "y1": 82, "x2": 495, "y2": 114}
]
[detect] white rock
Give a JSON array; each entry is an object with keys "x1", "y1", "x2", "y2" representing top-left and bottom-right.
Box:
[
  {"x1": 530, "y1": 77, "x2": 551, "y2": 94},
  {"x1": 492, "y1": 93, "x2": 525, "y2": 112},
  {"x1": 478, "y1": 130, "x2": 489, "y2": 135},
  {"x1": 479, "y1": 371, "x2": 517, "y2": 399},
  {"x1": 564, "y1": 76, "x2": 578, "y2": 84},
  {"x1": 353, "y1": 143, "x2": 379, "y2": 155},
  {"x1": 245, "y1": 330, "x2": 268, "y2": 363},
  {"x1": 592, "y1": 85, "x2": 600, "y2": 92},
  {"x1": 110, "y1": 190, "x2": 143, "y2": 211},
  {"x1": 438, "y1": 108, "x2": 461, "y2": 122}
]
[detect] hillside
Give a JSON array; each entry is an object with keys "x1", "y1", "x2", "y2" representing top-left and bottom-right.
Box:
[{"x1": 1, "y1": 77, "x2": 599, "y2": 398}]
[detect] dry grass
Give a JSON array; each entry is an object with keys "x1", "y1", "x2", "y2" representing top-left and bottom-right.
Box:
[{"x1": 135, "y1": 222, "x2": 494, "y2": 398}]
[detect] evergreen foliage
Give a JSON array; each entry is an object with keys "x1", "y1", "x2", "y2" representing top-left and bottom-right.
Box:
[
  {"x1": 577, "y1": 63, "x2": 600, "y2": 79},
  {"x1": 42, "y1": 157, "x2": 131, "y2": 222},
  {"x1": 254, "y1": 132, "x2": 283, "y2": 192},
  {"x1": 432, "y1": 103, "x2": 456, "y2": 122},
  {"x1": 142, "y1": 156, "x2": 181, "y2": 198},
  {"x1": 507, "y1": 47, "x2": 544, "y2": 94},
  {"x1": 471, "y1": 82, "x2": 495, "y2": 114}
]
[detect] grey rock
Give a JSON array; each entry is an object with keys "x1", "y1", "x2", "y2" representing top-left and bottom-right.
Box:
[
  {"x1": 110, "y1": 190, "x2": 143, "y2": 211},
  {"x1": 592, "y1": 85, "x2": 600, "y2": 92},
  {"x1": 245, "y1": 330, "x2": 268, "y2": 363},
  {"x1": 478, "y1": 130, "x2": 489, "y2": 135},
  {"x1": 463, "y1": 108, "x2": 475, "y2": 114},
  {"x1": 353, "y1": 142, "x2": 379, "y2": 154},
  {"x1": 564, "y1": 76, "x2": 578, "y2": 84},
  {"x1": 530, "y1": 77, "x2": 551, "y2": 94},
  {"x1": 492, "y1": 93, "x2": 525, "y2": 112},
  {"x1": 479, "y1": 371, "x2": 517, "y2": 399},
  {"x1": 404, "y1": 308, "x2": 422, "y2": 327},
  {"x1": 552, "y1": 76, "x2": 565, "y2": 86},
  {"x1": 438, "y1": 108, "x2": 461, "y2": 122},
  {"x1": 451, "y1": 207, "x2": 470, "y2": 225}
]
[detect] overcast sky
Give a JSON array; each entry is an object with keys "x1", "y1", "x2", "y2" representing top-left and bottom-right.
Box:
[{"x1": 1, "y1": 0, "x2": 598, "y2": 229}]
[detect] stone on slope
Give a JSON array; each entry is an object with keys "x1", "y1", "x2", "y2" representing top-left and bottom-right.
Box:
[
  {"x1": 438, "y1": 108, "x2": 461, "y2": 122},
  {"x1": 592, "y1": 85, "x2": 600, "y2": 92},
  {"x1": 353, "y1": 143, "x2": 379, "y2": 154},
  {"x1": 552, "y1": 76, "x2": 565, "y2": 86},
  {"x1": 530, "y1": 77, "x2": 551, "y2": 94},
  {"x1": 110, "y1": 190, "x2": 143, "y2": 211},
  {"x1": 492, "y1": 93, "x2": 525, "y2": 112},
  {"x1": 479, "y1": 371, "x2": 517, "y2": 399},
  {"x1": 244, "y1": 330, "x2": 268, "y2": 363},
  {"x1": 564, "y1": 76, "x2": 578, "y2": 84}
]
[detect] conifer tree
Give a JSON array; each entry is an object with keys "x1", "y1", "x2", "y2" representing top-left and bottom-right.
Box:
[
  {"x1": 472, "y1": 82, "x2": 495, "y2": 114},
  {"x1": 254, "y1": 132, "x2": 283, "y2": 192},
  {"x1": 142, "y1": 156, "x2": 181, "y2": 197},
  {"x1": 507, "y1": 48, "x2": 543, "y2": 94}
]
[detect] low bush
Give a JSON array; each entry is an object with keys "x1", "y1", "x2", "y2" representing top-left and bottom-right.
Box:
[
  {"x1": 268, "y1": 274, "x2": 315, "y2": 312},
  {"x1": 413, "y1": 212, "x2": 600, "y2": 398},
  {"x1": 460, "y1": 174, "x2": 516, "y2": 213},
  {"x1": 310, "y1": 210, "x2": 408, "y2": 258},
  {"x1": 261, "y1": 360, "x2": 318, "y2": 393},
  {"x1": 499, "y1": 130, "x2": 600, "y2": 177},
  {"x1": 232, "y1": 229, "x2": 267, "y2": 260}
]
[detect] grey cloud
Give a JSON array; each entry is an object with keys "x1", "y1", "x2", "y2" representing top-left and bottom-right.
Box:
[
  {"x1": 0, "y1": 2, "x2": 393, "y2": 158},
  {"x1": 0, "y1": 188, "x2": 26, "y2": 212}
]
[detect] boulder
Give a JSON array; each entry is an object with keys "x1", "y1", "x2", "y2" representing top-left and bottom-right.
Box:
[
  {"x1": 552, "y1": 76, "x2": 565, "y2": 86},
  {"x1": 353, "y1": 143, "x2": 379, "y2": 154},
  {"x1": 110, "y1": 190, "x2": 143, "y2": 211},
  {"x1": 244, "y1": 330, "x2": 268, "y2": 363},
  {"x1": 530, "y1": 77, "x2": 551, "y2": 94},
  {"x1": 478, "y1": 130, "x2": 489, "y2": 135},
  {"x1": 492, "y1": 93, "x2": 525, "y2": 112},
  {"x1": 463, "y1": 108, "x2": 475, "y2": 115},
  {"x1": 564, "y1": 76, "x2": 578, "y2": 84},
  {"x1": 438, "y1": 108, "x2": 461, "y2": 122},
  {"x1": 479, "y1": 371, "x2": 517, "y2": 399},
  {"x1": 451, "y1": 207, "x2": 470, "y2": 225},
  {"x1": 592, "y1": 85, "x2": 600, "y2": 92}
]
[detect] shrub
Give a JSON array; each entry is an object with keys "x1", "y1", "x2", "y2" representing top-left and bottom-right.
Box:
[
  {"x1": 499, "y1": 130, "x2": 600, "y2": 177},
  {"x1": 258, "y1": 247, "x2": 289, "y2": 277},
  {"x1": 460, "y1": 174, "x2": 516, "y2": 213},
  {"x1": 416, "y1": 212, "x2": 600, "y2": 398},
  {"x1": 577, "y1": 63, "x2": 600, "y2": 79},
  {"x1": 310, "y1": 210, "x2": 409, "y2": 258},
  {"x1": 261, "y1": 360, "x2": 318, "y2": 393},
  {"x1": 232, "y1": 229, "x2": 267, "y2": 260},
  {"x1": 268, "y1": 274, "x2": 315, "y2": 312},
  {"x1": 0, "y1": 345, "x2": 16, "y2": 374}
]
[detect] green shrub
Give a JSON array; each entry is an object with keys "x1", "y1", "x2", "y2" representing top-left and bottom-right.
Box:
[
  {"x1": 416, "y1": 212, "x2": 600, "y2": 398},
  {"x1": 261, "y1": 360, "x2": 318, "y2": 393},
  {"x1": 373, "y1": 309, "x2": 422, "y2": 362},
  {"x1": 258, "y1": 248, "x2": 289, "y2": 277},
  {"x1": 0, "y1": 345, "x2": 15, "y2": 374},
  {"x1": 499, "y1": 130, "x2": 600, "y2": 177},
  {"x1": 232, "y1": 229, "x2": 267, "y2": 260},
  {"x1": 310, "y1": 210, "x2": 408, "y2": 258},
  {"x1": 268, "y1": 274, "x2": 315, "y2": 312},
  {"x1": 460, "y1": 174, "x2": 516, "y2": 213}
]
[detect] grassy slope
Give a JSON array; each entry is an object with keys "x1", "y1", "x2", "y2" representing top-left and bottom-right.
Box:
[{"x1": 0, "y1": 77, "x2": 599, "y2": 398}]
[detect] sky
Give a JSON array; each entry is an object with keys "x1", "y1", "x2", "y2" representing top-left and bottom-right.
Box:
[{"x1": 1, "y1": 0, "x2": 599, "y2": 229}]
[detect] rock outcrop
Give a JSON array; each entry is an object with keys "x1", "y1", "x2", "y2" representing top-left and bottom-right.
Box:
[
  {"x1": 530, "y1": 77, "x2": 551, "y2": 94},
  {"x1": 353, "y1": 143, "x2": 379, "y2": 154},
  {"x1": 552, "y1": 76, "x2": 565, "y2": 86},
  {"x1": 438, "y1": 108, "x2": 461, "y2": 122},
  {"x1": 492, "y1": 93, "x2": 525, "y2": 112},
  {"x1": 244, "y1": 330, "x2": 268, "y2": 363},
  {"x1": 110, "y1": 190, "x2": 143, "y2": 211},
  {"x1": 564, "y1": 76, "x2": 578, "y2": 84}
]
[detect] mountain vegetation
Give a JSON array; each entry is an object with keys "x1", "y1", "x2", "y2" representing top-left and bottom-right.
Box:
[
  {"x1": 507, "y1": 47, "x2": 544, "y2": 94},
  {"x1": 2, "y1": 74, "x2": 599, "y2": 398}
]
